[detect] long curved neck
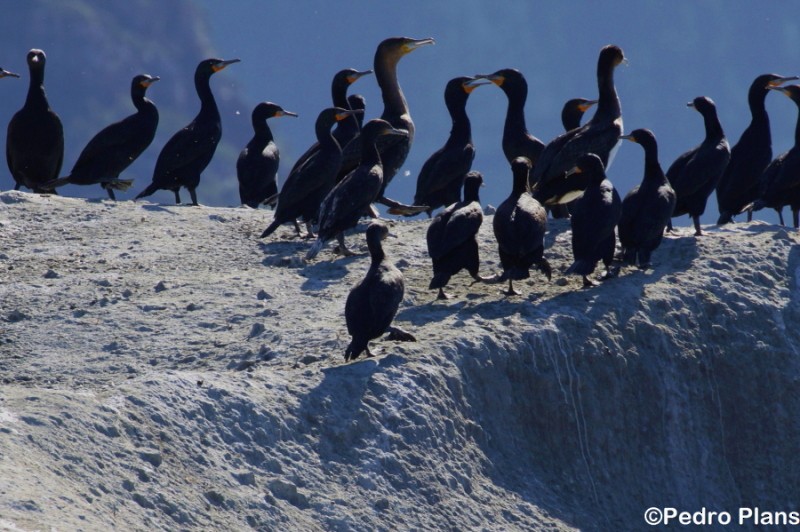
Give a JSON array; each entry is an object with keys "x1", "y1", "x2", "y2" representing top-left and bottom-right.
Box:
[
  {"x1": 376, "y1": 54, "x2": 407, "y2": 122},
  {"x1": 748, "y1": 87, "x2": 769, "y2": 123},
  {"x1": 316, "y1": 120, "x2": 340, "y2": 152},
  {"x1": 503, "y1": 87, "x2": 528, "y2": 136},
  {"x1": 446, "y1": 96, "x2": 471, "y2": 146},
  {"x1": 131, "y1": 85, "x2": 150, "y2": 112},
  {"x1": 368, "y1": 240, "x2": 385, "y2": 264},
  {"x1": 26, "y1": 67, "x2": 47, "y2": 110},
  {"x1": 595, "y1": 61, "x2": 620, "y2": 120},
  {"x1": 195, "y1": 73, "x2": 218, "y2": 118},
  {"x1": 252, "y1": 116, "x2": 274, "y2": 143},
  {"x1": 361, "y1": 134, "x2": 382, "y2": 167},
  {"x1": 641, "y1": 141, "x2": 665, "y2": 183},
  {"x1": 511, "y1": 170, "x2": 527, "y2": 196},
  {"x1": 701, "y1": 108, "x2": 725, "y2": 140}
]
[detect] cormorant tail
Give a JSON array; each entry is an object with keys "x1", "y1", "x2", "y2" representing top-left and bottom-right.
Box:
[
  {"x1": 305, "y1": 238, "x2": 325, "y2": 260},
  {"x1": 135, "y1": 182, "x2": 160, "y2": 200},
  {"x1": 260, "y1": 219, "x2": 281, "y2": 239}
]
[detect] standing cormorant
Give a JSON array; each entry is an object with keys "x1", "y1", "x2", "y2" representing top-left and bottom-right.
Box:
[
  {"x1": 48, "y1": 74, "x2": 160, "y2": 199},
  {"x1": 338, "y1": 37, "x2": 434, "y2": 215},
  {"x1": 562, "y1": 153, "x2": 621, "y2": 287},
  {"x1": 344, "y1": 221, "x2": 415, "y2": 362},
  {"x1": 7, "y1": 49, "x2": 63, "y2": 193},
  {"x1": 476, "y1": 68, "x2": 545, "y2": 170},
  {"x1": 237, "y1": 102, "x2": 297, "y2": 209},
  {"x1": 532, "y1": 45, "x2": 626, "y2": 215},
  {"x1": 135, "y1": 57, "x2": 239, "y2": 205},
  {"x1": 426, "y1": 172, "x2": 487, "y2": 299},
  {"x1": 561, "y1": 98, "x2": 597, "y2": 132},
  {"x1": 716, "y1": 73, "x2": 798, "y2": 224},
  {"x1": 488, "y1": 157, "x2": 551, "y2": 295},
  {"x1": 306, "y1": 119, "x2": 407, "y2": 260},
  {"x1": 408, "y1": 76, "x2": 487, "y2": 217},
  {"x1": 260, "y1": 107, "x2": 360, "y2": 239},
  {"x1": 747, "y1": 85, "x2": 800, "y2": 227},
  {"x1": 618, "y1": 129, "x2": 676, "y2": 268},
  {"x1": 666, "y1": 96, "x2": 730, "y2": 235}
]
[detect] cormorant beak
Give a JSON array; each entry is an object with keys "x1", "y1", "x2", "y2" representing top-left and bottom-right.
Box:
[
  {"x1": 0, "y1": 69, "x2": 20, "y2": 79},
  {"x1": 579, "y1": 100, "x2": 598, "y2": 112},
  {"x1": 347, "y1": 70, "x2": 373, "y2": 84},
  {"x1": 213, "y1": 58, "x2": 241, "y2": 72},
  {"x1": 476, "y1": 73, "x2": 504, "y2": 87},
  {"x1": 402, "y1": 37, "x2": 435, "y2": 54},
  {"x1": 141, "y1": 76, "x2": 160, "y2": 87},
  {"x1": 767, "y1": 75, "x2": 800, "y2": 88},
  {"x1": 335, "y1": 109, "x2": 363, "y2": 121},
  {"x1": 278, "y1": 110, "x2": 299, "y2": 118},
  {"x1": 566, "y1": 165, "x2": 584, "y2": 177},
  {"x1": 619, "y1": 134, "x2": 636, "y2": 143},
  {"x1": 463, "y1": 77, "x2": 491, "y2": 93},
  {"x1": 686, "y1": 101, "x2": 696, "y2": 108}
]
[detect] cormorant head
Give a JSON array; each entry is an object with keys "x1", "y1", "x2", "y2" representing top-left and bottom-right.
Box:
[
  {"x1": 26, "y1": 49, "x2": 46, "y2": 70},
  {"x1": 134, "y1": 74, "x2": 160, "y2": 89},
  {"x1": 253, "y1": 102, "x2": 298, "y2": 122},
  {"x1": 376, "y1": 37, "x2": 435, "y2": 65}
]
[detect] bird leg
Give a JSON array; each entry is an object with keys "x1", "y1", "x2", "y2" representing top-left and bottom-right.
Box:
[
  {"x1": 386, "y1": 326, "x2": 417, "y2": 342},
  {"x1": 582, "y1": 276, "x2": 599, "y2": 288},
  {"x1": 189, "y1": 189, "x2": 199, "y2": 206},
  {"x1": 692, "y1": 216, "x2": 703, "y2": 236},
  {"x1": 14, "y1": 183, "x2": 20, "y2": 191},
  {"x1": 665, "y1": 219, "x2": 675, "y2": 233},
  {"x1": 173, "y1": 190, "x2": 182, "y2": 204},
  {"x1": 504, "y1": 279, "x2": 522, "y2": 296},
  {"x1": 436, "y1": 287, "x2": 451, "y2": 300},
  {"x1": 778, "y1": 209, "x2": 786, "y2": 226},
  {"x1": 105, "y1": 186, "x2": 117, "y2": 201},
  {"x1": 333, "y1": 233, "x2": 356, "y2": 257},
  {"x1": 304, "y1": 221, "x2": 316, "y2": 239}
]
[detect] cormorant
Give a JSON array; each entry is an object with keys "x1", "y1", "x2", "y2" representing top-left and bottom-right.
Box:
[
  {"x1": 666, "y1": 96, "x2": 730, "y2": 235},
  {"x1": 747, "y1": 85, "x2": 800, "y2": 227},
  {"x1": 260, "y1": 107, "x2": 360, "y2": 239},
  {"x1": 237, "y1": 102, "x2": 297, "y2": 209},
  {"x1": 426, "y1": 171, "x2": 487, "y2": 299},
  {"x1": 562, "y1": 153, "x2": 621, "y2": 287},
  {"x1": 135, "y1": 57, "x2": 239, "y2": 205},
  {"x1": 346, "y1": 94, "x2": 366, "y2": 130},
  {"x1": 476, "y1": 68, "x2": 545, "y2": 169},
  {"x1": 344, "y1": 221, "x2": 415, "y2": 362},
  {"x1": 288, "y1": 68, "x2": 372, "y2": 177},
  {"x1": 488, "y1": 157, "x2": 551, "y2": 295},
  {"x1": 306, "y1": 119, "x2": 407, "y2": 260},
  {"x1": 408, "y1": 76, "x2": 487, "y2": 217},
  {"x1": 561, "y1": 98, "x2": 597, "y2": 132},
  {"x1": 532, "y1": 45, "x2": 626, "y2": 216},
  {"x1": 48, "y1": 74, "x2": 160, "y2": 199},
  {"x1": 716, "y1": 73, "x2": 798, "y2": 224},
  {"x1": 338, "y1": 36, "x2": 435, "y2": 215},
  {"x1": 618, "y1": 129, "x2": 676, "y2": 268},
  {"x1": 7, "y1": 49, "x2": 63, "y2": 193}
]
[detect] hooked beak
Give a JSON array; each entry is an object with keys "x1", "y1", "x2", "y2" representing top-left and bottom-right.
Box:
[
  {"x1": 463, "y1": 77, "x2": 491, "y2": 93},
  {"x1": 402, "y1": 37, "x2": 435, "y2": 54},
  {"x1": 213, "y1": 58, "x2": 241, "y2": 72},
  {"x1": 347, "y1": 70, "x2": 373, "y2": 84}
]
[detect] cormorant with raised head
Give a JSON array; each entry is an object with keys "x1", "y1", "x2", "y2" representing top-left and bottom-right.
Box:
[
  {"x1": 48, "y1": 74, "x2": 160, "y2": 199},
  {"x1": 666, "y1": 96, "x2": 730, "y2": 235},
  {"x1": 488, "y1": 157, "x2": 551, "y2": 295},
  {"x1": 716, "y1": 73, "x2": 798, "y2": 224},
  {"x1": 237, "y1": 102, "x2": 297, "y2": 209},
  {"x1": 344, "y1": 221, "x2": 415, "y2": 362},
  {"x1": 408, "y1": 76, "x2": 488, "y2": 217},
  {"x1": 260, "y1": 107, "x2": 360, "y2": 239},
  {"x1": 532, "y1": 45, "x2": 626, "y2": 216},
  {"x1": 747, "y1": 85, "x2": 800, "y2": 227},
  {"x1": 426, "y1": 172, "x2": 487, "y2": 299},
  {"x1": 135, "y1": 57, "x2": 239, "y2": 205},
  {"x1": 7, "y1": 49, "x2": 63, "y2": 193},
  {"x1": 561, "y1": 153, "x2": 621, "y2": 287},
  {"x1": 618, "y1": 129, "x2": 676, "y2": 268},
  {"x1": 306, "y1": 119, "x2": 407, "y2": 260}
]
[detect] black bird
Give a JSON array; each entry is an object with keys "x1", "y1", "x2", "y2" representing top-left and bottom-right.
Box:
[
  {"x1": 135, "y1": 57, "x2": 239, "y2": 205},
  {"x1": 410, "y1": 76, "x2": 487, "y2": 216},
  {"x1": 346, "y1": 94, "x2": 366, "y2": 130},
  {"x1": 618, "y1": 129, "x2": 676, "y2": 268},
  {"x1": 260, "y1": 107, "x2": 360, "y2": 239},
  {"x1": 7, "y1": 49, "x2": 63, "y2": 193},
  {"x1": 716, "y1": 73, "x2": 799, "y2": 224},
  {"x1": 561, "y1": 98, "x2": 597, "y2": 132},
  {"x1": 306, "y1": 119, "x2": 407, "y2": 260},
  {"x1": 532, "y1": 45, "x2": 626, "y2": 215},
  {"x1": 344, "y1": 221, "x2": 415, "y2": 362},
  {"x1": 426, "y1": 172, "x2": 487, "y2": 299},
  {"x1": 48, "y1": 74, "x2": 160, "y2": 199},
  {"x1": 237, "y1": 102, "x2": 297, "y2": 209},
  {"x1": 562, "y1": 153, "x2": 621, "y2": 288},
  {"x1": 477, "y1": 68, "x2": 545, "y2": 169},
  {"x1": 339, "y1": 37, "x2": 435, "y2": 215},
  {"x1": 666, "y1": 96, "x2": 730, "y2": 235},
  {"x1": 748, "y1": 85, "x2": 800, "y2": 227},
  {"x1": 488, "y1": 157, "x2": 551, "y2": 295},
  {"x1": 288, "y1": 68, "x2": 372, "y2": 178}
]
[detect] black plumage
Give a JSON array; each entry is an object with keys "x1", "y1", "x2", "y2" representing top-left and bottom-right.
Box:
[
  {"x1": 135, "y1": 57, "x2": 239, "y2": 205},
  {"x1": 478, "y1": 68, "x2": 545, "y2": 169},
  {"x1": 49, "y1": 74, "x2": 160, "y2": 199},
  {"x1": 7, "y1": 49, "x2": 63, "y2": 193},
  {"x1": 490, "y1": 157, "x2": 551, "y2": 295},
  {"x1": 344, "y1": 221, "x2": 414, "y2": 361},
  {"x1": 749, "y1": 85, "x2": 800, "y2": 227},
  {"x1": 564, "y1": 153, "x2": 621, "y2": 288},
  {"x1": 260, "y1": 107, "x2": 359, "y2": 239},
  {"x1": 618, "y1": 129, "x2": 676, "y2": 268},
  {"x1": 561, "y1": 98, "x2": 597, "y2": 132},
  {"x1": 666, "y1": 96, "x2": 730, "y2": 235},
  {"x1": 532, "y1": 45, "x2": 626, "y2": 215},
  {"x1": 338, "y1": 37, "x2": 434, "y2": 215},
  {"x1": 716, "y1": 73, "x2": 798, "y2": 224},
  {"x1": 426, "y1": 172, "x2": 486, "y2": 299},
  {"x1": 237, "y1": 102, "x2": 297, "y2": 209},
  {"x1": 410, "y1": 76, "x2": 486, "y2": 217},
  {"x1": 306, "y1": 119, "x2": 407, "y2": 260}
]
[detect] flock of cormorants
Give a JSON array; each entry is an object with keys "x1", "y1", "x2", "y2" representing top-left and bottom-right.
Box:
[{"x1": 3, "y1": 38, "x2": 800, "y2": 361}]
